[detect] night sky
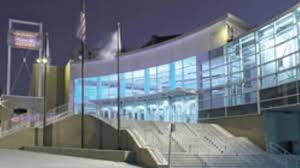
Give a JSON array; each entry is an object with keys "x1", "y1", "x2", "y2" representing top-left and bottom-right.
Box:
[{"x1": 0, "y1": 0, "x2": 298, "y2": 95}]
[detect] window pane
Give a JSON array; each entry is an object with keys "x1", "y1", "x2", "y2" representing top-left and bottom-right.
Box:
[
  {"x1": 262, "y1": 75, "x2": 276, "y2": 88},
  {"x1": 258, "y1": 36, "x2": 275, "y2": 51},
  {"x1": 278, "y1": 69, "x2": 296, "y2": 85},
  {"x1": 261, "y1": 62, "x2": 276, "y2": 76},
  {"x1": 149, "y1": 67, "x2": 157, "y2": 94},
  {"x1": 124, "y1": 72, "x2": 133, "y2": 97},
  {"x1": 257, "y1": 24, "x2": 274, "y2": 41},
  {"x1": 175, "y1": 61, "x2": 183, "y2": 88},
  {"x1": 203, "y1": 79, "x2": 210, "y2": 90},
  {"x1": 275, "y1": 13, "x2": 296, "y2": 44},
  {"x1": 183, "y1": 57, "x2": 196, "y2": 89},
  {"x1": 210, "y1": 57, "x2": 224, "y2": 68},
  {"x1": 157, "y1": 64, "x2": 169, "y2": 92},
  {"x1": 202, "y1": 61, "x2": 209, "y2": 71},
  {"x1": 260, "y1": 48, "x2": 275, "y2": 64},
  {"x1": 276, "y1": 39, "x2": 298, "y2": 59},
  {"x1": 244, "y1": 68, "x2": 257, "y2": 80},
  {"x1": 229, "y1": 60, "x2": 241, "y2": 73},
  {"x1": 132, "y1": 70, "x2": 145, "y2": 95},
  {"x1": 277, "y1": 54, "x2": 296, "y2": 71}
]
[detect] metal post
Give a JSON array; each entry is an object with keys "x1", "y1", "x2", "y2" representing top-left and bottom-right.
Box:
[
  {"x1": 6, "y1": 46, "x2": 11, "y2": 95},
  {"x1": 81, "y1": 41, "x2": 85, "y2": 148},
  {"x1": 6, "y1": 19, "x2": 12, "y2": 95},
  {"x1": 42, "y1": 32, "x2": 49, "y2": 146},
  {"x1": 117, "y1": 22, "x2": 121, "y2": 150}
]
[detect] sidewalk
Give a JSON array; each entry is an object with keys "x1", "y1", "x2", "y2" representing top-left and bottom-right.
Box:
[{"x1": 0, "y1": 149, "x2": 142, "y2": 168}]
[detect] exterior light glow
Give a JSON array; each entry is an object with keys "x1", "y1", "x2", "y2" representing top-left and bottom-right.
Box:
[
  {"x1": 36, "y1": 57, "x2": 48, "y2": 64},
  {"x1": 42, "y1": 58, "x2": 48, "y2": 64},
  {"x1": 36, "y1": 58, "x2": 41, "y2": 63}
]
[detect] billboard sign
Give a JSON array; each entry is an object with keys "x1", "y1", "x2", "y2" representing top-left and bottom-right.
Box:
[{"x1": 8, "y1": 29, "x2": 42, "y2": 50}]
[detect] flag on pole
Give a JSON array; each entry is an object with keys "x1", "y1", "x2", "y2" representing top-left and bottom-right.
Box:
[
  {"x1": 117, "y1": 22, "x2": 122, "y2": 55},
  {"x1": 77, "y1": 0, "x2": 86, "y2": 43},
  {"x1": 94, "y1": 24, "x2": 122, "y2": 60}
]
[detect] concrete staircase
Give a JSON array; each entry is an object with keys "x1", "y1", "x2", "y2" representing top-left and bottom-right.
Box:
[
  {"x1": 103, "y1": 119, "x2": 286, "y2": 168},
  {"x1": 164, "y1": 153, "x2": 208, "y2": 168},
  {"x1": 0, "y1": 111, "x2": 295, "y2": 168}
]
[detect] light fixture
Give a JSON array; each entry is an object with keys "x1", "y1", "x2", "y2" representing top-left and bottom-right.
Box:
[
  {"x1": 36, "y1": 58, "x2": 41, "y2": 64},
  {"x1": 36, "y1": 57, "x2": 48, "y2": 64},
  {"x1": 42, "y1": 57, "x2": 48, "y2": 64}
]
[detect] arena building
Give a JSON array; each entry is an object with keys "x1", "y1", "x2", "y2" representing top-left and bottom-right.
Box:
[
  {"x1": 67, "y1": 3, "x2": 300, "y2": 153},
  {"x1": 2, "y1": 2, "x2": 300, "y2": 165},
  {"x1": 70, "y1": 13, "x2": 249, "y2": 122}
]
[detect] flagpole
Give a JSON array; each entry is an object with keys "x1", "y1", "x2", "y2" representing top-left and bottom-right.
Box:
[
  {"x1": 117, "y1": 22, "x2": 121, "y2": 150},
  {"x1": 81, "y1": 40, "x2": 85, "y2": 149},
  {"x1": 80, "y1": 0, "x2": 86, "y2": 149}
]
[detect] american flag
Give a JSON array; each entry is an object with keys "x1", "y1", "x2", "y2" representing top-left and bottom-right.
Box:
[{"x1": 77, "y1": 0, "x2": 86, "y2": 43}]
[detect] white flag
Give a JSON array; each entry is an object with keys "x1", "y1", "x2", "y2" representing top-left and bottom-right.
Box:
[{"x1": 95, "y1": 24, "x2": 122, "y2": 60}]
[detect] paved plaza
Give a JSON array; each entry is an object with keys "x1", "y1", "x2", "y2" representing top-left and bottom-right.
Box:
[{"x1": 0, "y1": 149, "x2": 141, "y2": 168}]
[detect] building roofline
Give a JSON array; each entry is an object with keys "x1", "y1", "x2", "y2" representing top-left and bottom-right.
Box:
[
  {"x1": 121, "y1": 2, "x2": 300, "y2": 56},
  {"x1": 118, "y1": 13, "x2": 248, "y2": 57}
]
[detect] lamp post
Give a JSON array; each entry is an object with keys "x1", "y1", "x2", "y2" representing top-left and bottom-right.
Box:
[{"x1": 36, "y1": 56, "x2": 48, "y2": 146}]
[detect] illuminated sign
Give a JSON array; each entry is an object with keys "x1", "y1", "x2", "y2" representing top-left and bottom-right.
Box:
[{"x1": 8, "y1": 30, "x2": 42, "y2": 50}]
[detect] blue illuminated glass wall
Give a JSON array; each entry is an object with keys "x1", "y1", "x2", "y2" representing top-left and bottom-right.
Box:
[
  {"x1": 74, "y1": 56, "x2": 198, "y2": 122},
  {"x1": 75, "y1": 56, "x2": 197, "y2": 101}
]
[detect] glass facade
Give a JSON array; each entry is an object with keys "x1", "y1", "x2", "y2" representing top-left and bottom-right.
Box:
[
  {"x1": 199, "y1": 7, "x2": 300, "y2": 117},
  {"x1": 74, "y1": 56, "x2": 198, "y2": 123},
  {"x1": 73, "y1": 6, "x2": 300, "y2": 122}
]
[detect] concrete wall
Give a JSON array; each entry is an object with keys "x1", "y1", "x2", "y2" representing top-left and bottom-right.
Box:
[
  {"x1": 44, "y1": 115, "x2": 118, "y2": 149},
  {"x1": 0, "y1": 115, "x2": 165, "y2": 168},
  {"x1": 0, "y1": 115, "x2": 117, "y2": 150},
  {"x1": 0, "y1": 106, "x2": 12, "y2": 129},
  {"x1": 203, "y1": 114, "x2": 266, "y2": 149},
  {"x1": 0, "y1": 95, "x2": 43, "y2": 130},
  {"x1": 0, "y1": 128, "x2": 42, "y2": 149},
  {"x1": 1, "y1": 95, "x2": 43, "y2": 114},
  {"x1": 120, "y1": 129, "x2": 167, "y2": 168},
  {"x1": 31, "y1": 64, "x2": 66, "y2": 110}
]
